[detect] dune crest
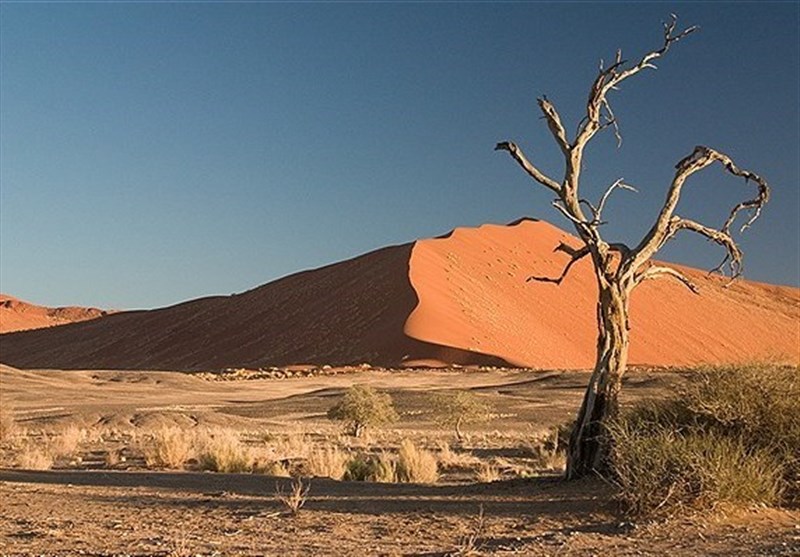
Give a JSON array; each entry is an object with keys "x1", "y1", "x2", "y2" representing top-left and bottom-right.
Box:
[{"x1": 1, "y1": 220, "x2": 797, "y2": 370}]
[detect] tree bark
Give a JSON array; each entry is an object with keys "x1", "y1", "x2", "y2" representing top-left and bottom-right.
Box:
[{"x1": 566, "y1": 280, "x2": 630, "y2": 479}]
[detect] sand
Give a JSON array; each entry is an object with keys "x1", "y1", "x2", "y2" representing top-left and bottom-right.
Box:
[{"x1": 1, "y1": 219, "x2": 797, "y2": 370}]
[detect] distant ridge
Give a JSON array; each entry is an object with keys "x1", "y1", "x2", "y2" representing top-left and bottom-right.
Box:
[
  {"x1": 1, "y1": 219, "x2": 798, "y2": 370},
  {"x1": 0, "y1": 294, "x2": 108, "y2": 334}
]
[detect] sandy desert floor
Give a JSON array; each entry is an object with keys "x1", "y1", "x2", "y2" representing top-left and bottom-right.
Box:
[{"x1": 1, "y1": 366, "x2": 798, "y2": 556}]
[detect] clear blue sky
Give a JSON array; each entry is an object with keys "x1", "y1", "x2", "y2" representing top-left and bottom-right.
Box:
[{"x1": 1, "y1": 2, "x2": 798, "y2": 309}]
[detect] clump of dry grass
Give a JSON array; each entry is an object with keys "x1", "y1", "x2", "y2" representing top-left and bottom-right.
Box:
[
  {"x1": 610, "y1": 425, "x2": 783, "y2": 515},
  {"x1": 0, "y1": 404, "x2": 17, "y2": 442},
  {"x1": 275, "y1": 478, "x2": 310, "y2": 515},
  {"x1": 197, "y1": 429, "x2": 254, "y2": 473},
  {"x1": 396, "y1": 439, "x2": 438, "y2": 483},
  {"x1": 436, "y1": 441, "x2": 480, "y2": 469},
  {"x1": 142, "y1": 427, "x2": 195, "y2": 469},
  {"x1": 50, "y1": 425, "x2": 85, "y2": 458},
  {"x1": 304, "y1": 445, "x2": 349, "y2": 479},
  {"x1": 344, "y1": 452, "x2": 397, "y2": 482},
  {"x1": 268, "y1": 432, "x2": 312, "y2": 461},
  {"x1": 15, "y1": 441, "x2": 54, "y2": 470},
  {"x1": 262, "y1": 460, "x2": 292, "y2": 477},
  {"x1": 475, "y1": 462, "x2": 501, "y2": 483}
]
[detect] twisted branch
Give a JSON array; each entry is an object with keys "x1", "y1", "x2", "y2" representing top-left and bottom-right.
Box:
[
  {"x1": 494, "y1": 141, "x2": 562, "y2": 194},
  {"x1": 528, "y1": 243, "x2": 589, "y2": 284},
  {"x1": 627, "y1": 146, "x2": 769, "y2": 279},
  {"x1": 635, "y1": 264, "x2": 699, "y2": 294}
]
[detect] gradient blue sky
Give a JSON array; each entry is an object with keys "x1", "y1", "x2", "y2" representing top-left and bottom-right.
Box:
[{"x1": 1, "y1": 2, "x2": 798, "y2": 309}]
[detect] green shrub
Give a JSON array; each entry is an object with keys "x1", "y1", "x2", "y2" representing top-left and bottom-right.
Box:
[
  {"x1": 609, "y1": 422, "x2": 783, "y2": 515},
  {"x1": 430, "y1": 391, "x2": 491, "y2": 441},
  {"x1": 327, "y1": 385, "x2": 398, "y2": 437},
  {"x1": 609, "y1": 364, "x2": 799, "y2": 515}
]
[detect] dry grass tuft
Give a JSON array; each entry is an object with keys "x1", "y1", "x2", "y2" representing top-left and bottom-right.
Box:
[
  {"x1": 0, "y1": 404, "x2": 17, "y2": 442},
  {"x1": 142, "y1": 427, "x2": 195, "y2": 469},
  {"x1": 51, "y1": 425, "x2": 85, "y2": 458},
  {"x1": 396, "y1": 439, "x2": 438, "y2": 483},
  {"x1": 344, "y1": 452, "x2": 397, "y2": 482},
  {"x1": 304, "y1": 445, "x2": 349, "y2": 480},
  {"x1": 609, "y1": 363, "x2": 798, "y2": 515},
  {"x1": 15, "y1": 442, "x2": 54, "y2": 470},
  {"x1": 275, "y1": 478, "x2": 310, "y2": 515},
  {"x1": 475, "y1": 462, "x2": 501, "y2": 483},
  {"x1": 197, "y1": 429, "x2": 254, "y2": 473}
]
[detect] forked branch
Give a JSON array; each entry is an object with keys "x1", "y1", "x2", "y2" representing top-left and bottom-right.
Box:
[
  {"x1": 528, "y1": 243, "x2": 589, "y2": 284},
  {"x1": 628, "y1": 146, "x2": 769, "y2": 279},
  {"x1": 635, "y1": 264, "x2": 699, "y2": 294},
  {"x1": 576, "y1": 15, "x2": 698, "y2": 148}
]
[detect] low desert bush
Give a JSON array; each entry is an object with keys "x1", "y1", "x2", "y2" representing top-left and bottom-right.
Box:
[
  {"x1": 609, "y1": 363, "x2": 798, "y2": 515},
  {"x1": 197, "y1": 429, "x2": 254, "y2": 473},
  {"x1": 304, "y1": 446, "x2": 349, "y2": 480},
  {"x1": 327, "y1": 385, "x2": 398, "y2": 437},
  {"x1": 344, "y1": 452, "x2": 397, "y2": 482},
  {"x1": 396, "y1": 439, "x2": 438, "y2": 483},
  {"x1": 142, "y1": 427, "x2": 195, "y2": 469}
]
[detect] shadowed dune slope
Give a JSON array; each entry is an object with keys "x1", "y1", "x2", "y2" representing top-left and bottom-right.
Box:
[
  {"x1": 0, "y1": 294, "x2": 107, "y2": 333},
  {"x1": 0, "y1": 244, "x2": 503, "y2": 371},
  {"x1": 1, "y1": 219, "x2": 797, "y2": 371}
]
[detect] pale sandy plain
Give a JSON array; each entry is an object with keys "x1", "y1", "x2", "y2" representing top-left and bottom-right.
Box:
[{"x1": 1, "y1": 363, "x2": 799, "y2": 556}]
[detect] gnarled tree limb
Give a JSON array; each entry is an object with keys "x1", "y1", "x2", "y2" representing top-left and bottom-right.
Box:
[
  {"x1": 494, "y1": 141, "x2": 562, "y2": 194},
  {"x1": 538, "y1": 96, "x2": 571, "y2": 155},
  {"x1": 527, "y1": 243, "x2": 589, "y2": 284},
  {"x1": 626, "y1": 146, "x2": 769, "y2": 279},
  {"x1": 635, "y1": 264, "x2": 699, "y2": 294}
]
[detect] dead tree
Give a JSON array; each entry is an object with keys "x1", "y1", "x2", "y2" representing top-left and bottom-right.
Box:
[{"x1": 495, "y1": 16, "x2": 770, "y2": 479}]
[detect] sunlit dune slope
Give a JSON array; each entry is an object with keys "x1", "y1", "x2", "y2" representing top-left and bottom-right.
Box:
[
  {"x1": 1, "y1": 219, "x2": 797, "y2": 370},
  {"x1": 0, "y1": 294, "x2": 108, "y2": 333},
  {"x1": 407, "y1": 219, "x2": 799, "y2": 368}
]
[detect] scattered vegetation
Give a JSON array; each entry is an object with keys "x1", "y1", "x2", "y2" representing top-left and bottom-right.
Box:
[
  {"x1": 609, "y1": 364, "x2": 799, "y2": 515},
  {"x1": 15, "y1": 441, "x2": 54, "y2": 470},
  {"x1": 327, "y1": 384, "x2": 398, "y2": 437},
  {"x1": 430, "y1": 390, "x2": 491, "y2": 441},
  {"x1": 396, "y1": 438, "x2": 439, "y2": 483},
  {"x1": 451, "y1": 505, "x2": 486, "y2": 556}
]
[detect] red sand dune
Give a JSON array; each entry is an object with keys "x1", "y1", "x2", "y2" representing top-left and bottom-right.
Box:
[
  {"x1": 0, "y1": 294, "x2": 108, "y2": 334},
  {"x1": 0, "y1": 219, "x2": 797, "y2": 370}
]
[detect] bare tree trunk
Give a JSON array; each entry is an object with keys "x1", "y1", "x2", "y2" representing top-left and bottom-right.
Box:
[{"x1": 566, "y1": 281, "x2": 630, "y2": 479}]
